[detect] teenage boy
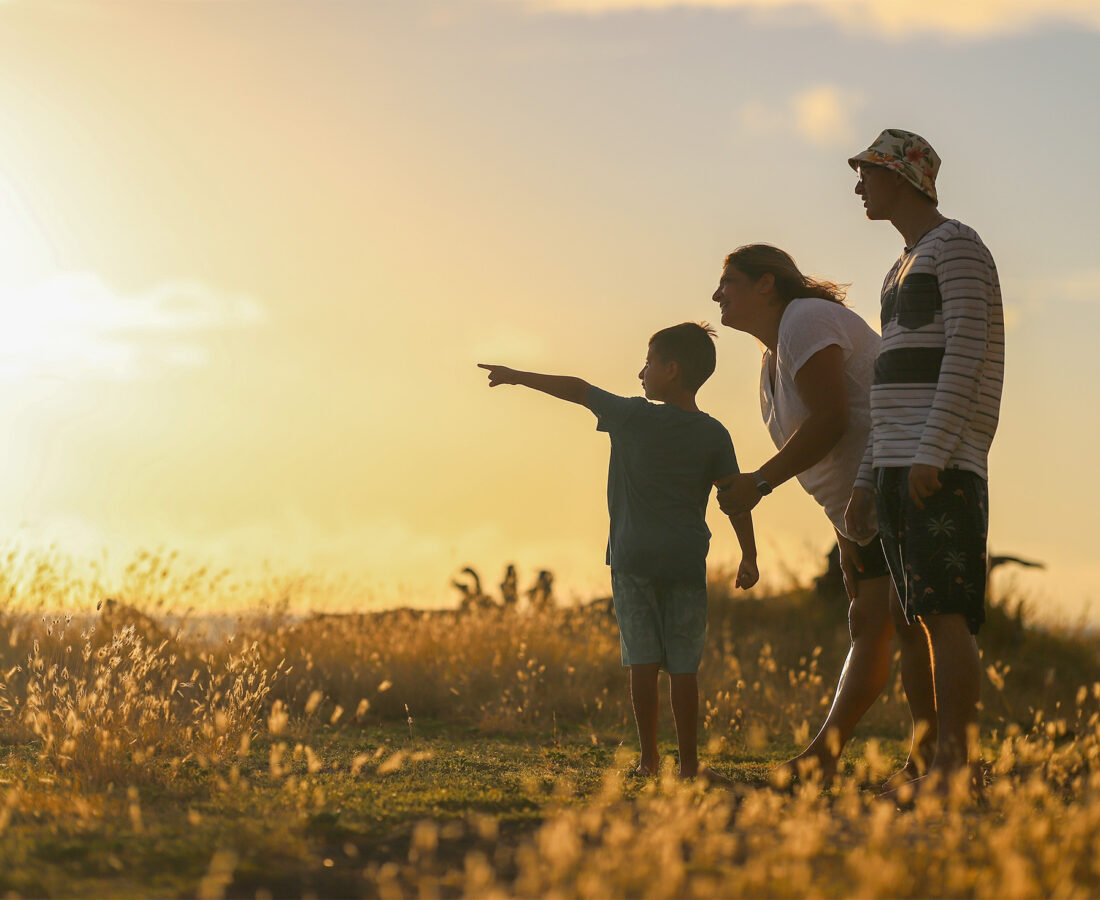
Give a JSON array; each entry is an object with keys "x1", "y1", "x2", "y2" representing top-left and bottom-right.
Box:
[
  {"x1": 844, "y1": 129, "x2": 1005, "y2": 796},
  {"x1": 479, "y1": 322, "x2": 758, "y2": 781}
]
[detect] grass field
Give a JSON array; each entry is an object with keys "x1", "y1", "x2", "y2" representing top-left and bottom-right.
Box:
[{"x1": 1, "y1": 552, "x2": 1099, "y2": 898}]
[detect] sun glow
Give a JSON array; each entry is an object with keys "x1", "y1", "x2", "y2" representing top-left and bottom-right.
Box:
[{"x1": 0, "y1": 173, "x2": 53, "y2": 282}]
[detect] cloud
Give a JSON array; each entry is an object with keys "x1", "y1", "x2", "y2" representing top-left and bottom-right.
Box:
[
  {"x1": 739, "y1": 83, "x2": 862, "y2": 147},
  {"x1": 791, "y1": 85, "x2": 861, "y2": 147},
  {"x1": 502, "y1": 0, "x2": 1100, "y2": 39},
  {"x1": 0, "y1": 272, "x2": 265, "y2": 381}
]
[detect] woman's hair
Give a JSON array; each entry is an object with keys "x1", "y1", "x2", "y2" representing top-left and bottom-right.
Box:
[{"x1": 723, "y1": 244, "x2": 847, "y2": 305}]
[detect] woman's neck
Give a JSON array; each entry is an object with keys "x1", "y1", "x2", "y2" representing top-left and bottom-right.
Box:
[{"x1": 753, "y1": 301, "x2": 785, "y2": 352}]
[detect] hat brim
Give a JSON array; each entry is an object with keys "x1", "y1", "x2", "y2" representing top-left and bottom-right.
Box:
[
  {"x1": 848, "y1": 149, "x2": 888, "y2": 172},
  {"x1": 846, "y1": 150, "x2": 937, "y2": 203}
]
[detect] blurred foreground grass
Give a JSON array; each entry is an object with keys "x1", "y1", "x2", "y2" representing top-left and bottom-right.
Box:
[{"x1": 1, "y1": 550, "x2": 1099, "y2": 898}]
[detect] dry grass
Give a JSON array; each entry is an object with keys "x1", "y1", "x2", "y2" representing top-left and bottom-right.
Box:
[{"x1": 0, "y1": 549, "x2": 1098, "y2": 898}]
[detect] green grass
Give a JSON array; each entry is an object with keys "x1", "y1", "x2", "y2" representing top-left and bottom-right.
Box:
[{"x1": 0, "y1": 719, "x2": 917, "y2": 898}]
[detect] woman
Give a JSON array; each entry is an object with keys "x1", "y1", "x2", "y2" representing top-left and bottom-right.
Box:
[{"x1": 711, "y1": 244, "x2": 933, "y2": 785}]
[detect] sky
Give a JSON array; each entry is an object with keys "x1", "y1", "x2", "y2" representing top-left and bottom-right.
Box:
[{"x1": 0, "y1": 0, "x2": 1097, "y2": 619}]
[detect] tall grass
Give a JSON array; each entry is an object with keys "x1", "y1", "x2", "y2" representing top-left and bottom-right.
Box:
[{"x1": 0, "y1": 548, "x2": 1098, "y2": 897}]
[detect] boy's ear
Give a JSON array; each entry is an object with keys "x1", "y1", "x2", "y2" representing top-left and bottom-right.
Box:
[
  {"x1": 757, "y1": 272, "x2": 775, "y2": 294},
  {"x1": 666, "y1": 358, "x2": 682, "y2": 380}
]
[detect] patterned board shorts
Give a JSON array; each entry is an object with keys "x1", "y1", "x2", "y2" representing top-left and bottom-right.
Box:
[
  {"x1": 609, "y1": 571, "x2": 708, "y2": 674},
  {"x1": 874, "y1": 467, "x2": 989, "y2": 635}
]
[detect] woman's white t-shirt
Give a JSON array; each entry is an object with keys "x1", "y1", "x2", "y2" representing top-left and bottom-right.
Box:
[{"x1": 760, "y1": 297, "x2": 880, "y2": 539}]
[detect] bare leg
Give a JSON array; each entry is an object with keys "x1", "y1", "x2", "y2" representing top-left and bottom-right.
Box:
[
  {"x1": 669, "y1": 672, "x2": 699, "y2": 778},
  {"x1": 923, "y1": 613, "x2": 981, "y2": 775},
  {"x1": 776, "y1": 575, "x2": 894, "y2": 784},
  {"x1": 879, "y1": 613, "x2": 981, "y2": 802},
  {"x1": 882, "y1": 583, "x2": 938, "y2": 788},
  {"x1": 630, "y1": 663, "x2": 661, "y2": 775}
]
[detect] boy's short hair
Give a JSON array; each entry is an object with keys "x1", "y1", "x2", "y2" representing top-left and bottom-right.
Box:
[{"x1": 648, "y1": 322, "x2": 718, "y2": 392}]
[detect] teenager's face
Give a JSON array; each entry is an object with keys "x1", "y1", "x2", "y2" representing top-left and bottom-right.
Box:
[
  {"x1": 855, "y1": 164, "x2": 903, "y2": 219},
  {"x1": 712, "y1": 265, "x2": 761, "y2": 330},
  {"x1": 638, "y1": 345, "x2": 676, "y2": 401}
]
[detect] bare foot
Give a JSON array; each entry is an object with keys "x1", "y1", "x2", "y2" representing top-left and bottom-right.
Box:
[
  {"x1": 632, "y1": 765, "x2": 657, "y2": 778},
  {"x1": 691, "y1": 766, "x2": 736, "y2": 790}
]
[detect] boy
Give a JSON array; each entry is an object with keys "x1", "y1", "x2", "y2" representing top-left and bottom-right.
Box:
[{"x1": 479, "y1": 322, "x2": 758, "y2": 780}]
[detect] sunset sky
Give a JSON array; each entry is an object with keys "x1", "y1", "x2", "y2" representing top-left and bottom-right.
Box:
[{"x1": 0, "y1": 0, "x2": 1097, "y2": 619}]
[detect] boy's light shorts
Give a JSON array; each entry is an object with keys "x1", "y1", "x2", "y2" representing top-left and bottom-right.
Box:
[{"x1": 610, "y1": 570, "x2": 707, "y2": 674}]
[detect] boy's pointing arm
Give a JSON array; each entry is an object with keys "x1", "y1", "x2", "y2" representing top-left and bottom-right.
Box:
[{"x1": 478, "y1": 364, "x2": 591, "y2": 406}]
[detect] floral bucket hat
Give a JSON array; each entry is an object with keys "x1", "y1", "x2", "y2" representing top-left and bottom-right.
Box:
[{"x1": 848, "y1": 128, "x2": 940, "y2": 204}]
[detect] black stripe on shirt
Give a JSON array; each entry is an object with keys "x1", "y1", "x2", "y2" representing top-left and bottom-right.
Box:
[{"x1": 874, "y1": 346, "x2": 945, "y2": 385}]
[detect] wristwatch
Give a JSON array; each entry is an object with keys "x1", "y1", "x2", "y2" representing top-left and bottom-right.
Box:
[{"x1": 752, "y1": 471, "x2": 773, "y2": 496}]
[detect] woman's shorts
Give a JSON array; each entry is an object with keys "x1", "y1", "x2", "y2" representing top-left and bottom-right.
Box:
[
  {"x1": 852, "y1": 536, "x2": 891, "y2": 581},
  {"x1": 610, "y1": 571, "x2": 707, "y2": 674},
  {"x1": 874, "y1": 466, "x2": 989, "y2": 635}
]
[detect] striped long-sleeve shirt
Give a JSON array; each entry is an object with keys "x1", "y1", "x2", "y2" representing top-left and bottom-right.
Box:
[{"x1": 855, "y1": 219, "x2": 1004, "y2": 488}]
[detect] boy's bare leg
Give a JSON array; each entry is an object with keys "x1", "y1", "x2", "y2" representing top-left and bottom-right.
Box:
[
  {"x1": 883, "y1": 585, "x2": 938, "y2": 788},
  {"x1": 776, "y1": 575, "x2": 894, "y2": 784},
  {"x1": 630, "y1": 663, "x2": 661, "y2": 775},
  {"x1": 668, "y1": 672, "x2": 700, "y2": 778}
]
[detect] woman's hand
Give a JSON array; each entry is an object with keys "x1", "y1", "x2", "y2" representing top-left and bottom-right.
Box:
[
  {"x1": 735, "y1": 555, "x2": 759, "y2": 590},
  {"x1": 715, "y1": 473, "x2": 762, "y2": 516},
  {"x1": 844, "y1": 487, "x2": 877, "y2": 543}
]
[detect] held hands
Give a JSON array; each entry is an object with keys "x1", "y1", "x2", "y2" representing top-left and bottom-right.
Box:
[
  {"x1": 735, "y1": 556, "x2": 759, "y2": 591},
  {"x1": 843, "y1": 487, "x2": 877, "y2": 544},
  {"x1": 478, "y1": 363, "x2": 521, "y2": 387},
  {"x1": 715, "y1": 473, "x2": 762, "y2": 516},
  {"x1": 908, "y1": 463, "x2": 943, "y2": 510}
]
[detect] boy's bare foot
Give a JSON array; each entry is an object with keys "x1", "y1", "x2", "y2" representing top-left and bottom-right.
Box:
[{"x1": 631, "y1": 765, "x2": 657, "y2": 778}]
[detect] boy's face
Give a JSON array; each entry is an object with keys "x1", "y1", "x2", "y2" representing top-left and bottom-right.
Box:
[{"x1": 638, "y1": 344, "x2": 678, "y2": 401}]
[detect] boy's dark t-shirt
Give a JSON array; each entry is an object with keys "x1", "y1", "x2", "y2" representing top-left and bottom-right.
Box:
[{"x1": 587, "y1": 387, "x2": 739, "y2": 585}]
